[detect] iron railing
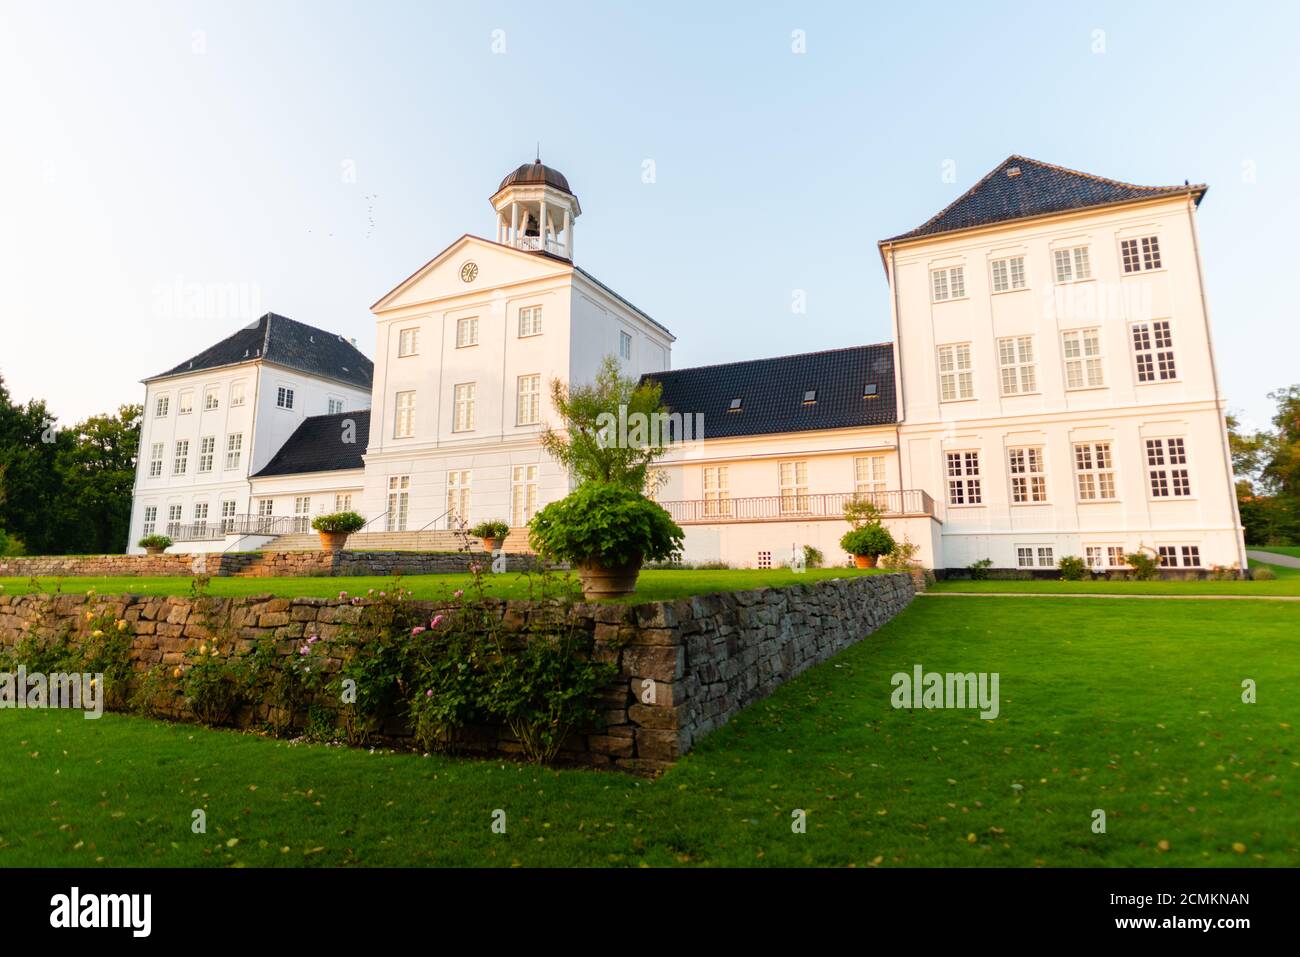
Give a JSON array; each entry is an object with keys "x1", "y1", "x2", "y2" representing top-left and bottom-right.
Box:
[{"x1": 654, "y1": 489, "x2": 935, "y2": 525}]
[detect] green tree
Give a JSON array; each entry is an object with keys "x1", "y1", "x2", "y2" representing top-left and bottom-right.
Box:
[
  {"x1": 0, "y1": 372, "x2": 71, "y2": 554},
  {"x1": 57, "y1": 404, "x2": 142, "y2": 553},
  {"x1": 540, "y1": 355, "x2": 670, "y2": 491},
  {"x1": 1261, "y1": 386, "x2": 1300, "y2": 498}
]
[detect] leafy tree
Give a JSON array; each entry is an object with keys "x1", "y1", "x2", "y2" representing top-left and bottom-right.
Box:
[
  {"x1": 0, "y1": 372, "x2": 70, "y2": 554},
  {"x1": 57, "y1": 404, "x2": 142, "y2": 552},
  {"x1": 540, "y1": 355, "x2": 670, "y2": 492},
  {"x1": 1261, "y1": 386, "x2": 1300, "y2": 498}
]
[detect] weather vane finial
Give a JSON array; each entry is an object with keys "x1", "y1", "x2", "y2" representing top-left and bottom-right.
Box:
[{"x1": 535, "y1": 142, "x2": 540, "y2": 163}]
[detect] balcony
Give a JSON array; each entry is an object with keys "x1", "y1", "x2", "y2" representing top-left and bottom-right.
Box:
[
  {"x1": 167, "y1": 515, "x2": 311, "y2": 541},
  {"x1": 654, "y1": 489, "x2": 936, "y2": 526}
]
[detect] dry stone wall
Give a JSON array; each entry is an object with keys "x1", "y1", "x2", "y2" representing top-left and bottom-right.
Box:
[{"x1": 0, "y1": 573, "x2": 914, "y2": 772}]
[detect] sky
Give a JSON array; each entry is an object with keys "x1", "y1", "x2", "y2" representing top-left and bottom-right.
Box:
[{"x1": 1, "y1": 0, "x2": 1297, "y2": 431}]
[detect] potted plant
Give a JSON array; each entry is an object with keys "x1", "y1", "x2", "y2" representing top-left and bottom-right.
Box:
[
  {"x1": 311, "y1": 511, "x2": 365, "y2": 552},
  {"x1": 470, "y1": 519, "x2": 511, "y2": 553},
  {"x1": 529, "y1": 482, "x2": 683, "y2": 598},
  {"x1": 840, "y1": 524, "x2": 895, "y2": 569},
  {"x1": 138, "y1": 534, "x2": 173, "y2": 556}
]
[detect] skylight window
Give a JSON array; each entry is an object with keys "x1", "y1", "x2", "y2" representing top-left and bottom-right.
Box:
[
  {"x1": 803, "y1": 390, "x2": 817, "y2": 404},
  {"x1": 728, "y1": 397, "x2": 743, "y2": 412},
  {"x1": 864, "y1": 383, "x2": 879, "y2": 397}
]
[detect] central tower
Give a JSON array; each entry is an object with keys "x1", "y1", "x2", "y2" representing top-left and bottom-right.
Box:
[{"x1": 489, "y1": 158, "x2": 580, "y2": 261}]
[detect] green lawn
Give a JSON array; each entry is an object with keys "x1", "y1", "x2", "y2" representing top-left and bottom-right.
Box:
[
  {"x1": 929, "y1": 558, "x2": 1300, "y2": 596},
  {"x1": 1, "y1": 596, "x2": 1294, "y2": 867},
  {"x1": 0, "y1": 567, "x2": 885, "y2": 605}
]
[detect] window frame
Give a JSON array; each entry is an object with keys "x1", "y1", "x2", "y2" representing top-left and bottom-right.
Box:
[
  {"x1": 1052, "y1": 244, "x2": 1093, "y2": 284},
  {"x1": 197, "y1": 435, "x2": 215, "y2": 474},
  {"x1": 618, "y1": 330, "x2": 633, "y2": 360},
  {"x1": 394, "y1": 390, "x2": 416, "y2": 438},
  {"x1": 937, "y1": 342, "x2": 975, "y2": 402},
  {"x1": 945, "y1": 450, "x2": 983, "y2": 507},
  {"x1": 1119, "y1": 234, "x2": 1163, "y2": 274},
  {"x1": 511, "y1": 464, "x2": 539, "y2": 526},
  {"x1": 1145, "y1": 436, "x2": 1193, "y2": 500},
  {"x1": 177, "y1": 391, "x2": 194, "y2": 415},
  {"x1": 930, "y1": 265, "x2": 967, "y2": 303},
  {"x1": 203, "y1": 388, "x2": 220, "y2": 412},
  {"x1": 1073, "y1": 441, "x2": 1118, "y2": 502},
  {"x1": 455, "y1": 316, "x2": 479, "y2": 348},
  {"x1": 224, "y1": 433, "x2": 243, "y2": 471},
  {"x1": 778, "y1": 460, "x2": 809, "y2": 514},
  {"x1": 1007, "y1": 446, "x2": 1049, "y2": 505},
  {"x1": 997, "y1": 335, "x2": 1038, "y2": 396},
  {"x1": 397, "y1": 326, "x2": 421, "y2": 357},
  {"x1": 517, "y1": 305, "x2": 543, "y2": 338},
  {"x1": 1130, "y1": 319, "x2": 1178, "y2": 384},
  {"x1": 452, "y1": 382, "x2": 476, "y2": 433},
  {"x1": 148, "y1": 442, "x2": 164, "y2": 478},
  {"x1": 154, "y1": 395, "x2": 170, "y2": 418},
  {"x1": 276, "y1": 385, "x2": 295, "y2": 410},
  {"x1": 172, "y1": 440, "x2": 189, "y2": 475},
  {"x1": 516, "y1": 374, "x2": 541, "y2": 426},
  {"x1": 1015, "y1": 544, "x2": 1056, "y2": 568},
  {"x1": 1061, "y1": 327, "x2": 1106, "y2": 391},
  {"x1": 989, "y1": 255, "x2": 1027, "y2": 294}
]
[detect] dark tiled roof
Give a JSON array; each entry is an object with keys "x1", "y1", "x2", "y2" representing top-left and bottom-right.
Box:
[
  {"x1": 252, "y1": 410, "x2": 371, "y2": 477},
  {"x1": 643, "y1": 344, "x2": 897, "y2": 440},
  {"x1": 881, "y1": 155, "x2": 1207, "y2": 244},
  {"x1": 496, "y1": 160, "x2": 573, "y2": 196},
  {"x1": 151, "y1": 313, "x2": 374, "y2": 389}
]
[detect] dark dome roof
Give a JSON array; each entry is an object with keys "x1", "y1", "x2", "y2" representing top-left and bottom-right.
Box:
[{"x1": 497, "y1": 161, "x2": 572, "y2": 195}]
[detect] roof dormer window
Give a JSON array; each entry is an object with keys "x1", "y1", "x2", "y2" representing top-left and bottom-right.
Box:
[
  {"x1": 728, "y1": 397, "x2": 743, "y2": 412},
  {"x1": 802, "y1": 390, "x2": 817, "y2": 404},
  {"x1": 863, "y1": 383, "x2": 879, "y2": 398}
]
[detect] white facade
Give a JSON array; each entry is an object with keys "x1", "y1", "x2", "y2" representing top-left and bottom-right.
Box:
[
  {"x1": 128, "y1": 353, "x2": 370, "y2": 553},
  {"x1": 884, "y1": 191, "x2": 1244, "y2": 572}
]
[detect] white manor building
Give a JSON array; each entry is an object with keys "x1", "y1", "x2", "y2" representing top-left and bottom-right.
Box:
[{"x1": 128, "y1": 155, "x2": 1247, "y2": 573}]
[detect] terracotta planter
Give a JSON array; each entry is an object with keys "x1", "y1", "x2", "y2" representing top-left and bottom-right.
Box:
[
  {"x1": 317, "y1": 530, "x2": 348, "y2": 553},
  {"x1": 481, "y1": 537, "x2": 503, "y2": 553},
  {"x1": 145, "y1": 546, "x2": 164, "y2": 556},
  {"x1": 577, "y1": 557, "x2": 644, "y2": 599},
  {"x1": 853, "y1": 554, "x2": 878, "y2": 569}
]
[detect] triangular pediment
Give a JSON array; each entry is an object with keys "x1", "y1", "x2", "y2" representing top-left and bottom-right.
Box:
[{"x1": 371, "y1": 235, "x2": 572, "y2": 313}]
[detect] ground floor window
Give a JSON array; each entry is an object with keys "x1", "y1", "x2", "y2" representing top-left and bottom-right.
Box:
[
  {"x1": 703, "y1": 465, "x2": 731, "y2": 517},
  {"x1": 1085, "y1": 545, "x2": 1126, "y2": 570},
  {"x1": 220, "y1": 500, "x2": 236, "y2": 533},
  {"x1": 1158, "y1": 544, "x2": 1201, "y2": 568},
  {"x1": 142, "y1": 506, "x2": 157, "y2": 537},
  {"x1": 1016, "y1": 544, "x2": 1054, "y2": 568},
  {"x1": 511, "y1": 465, "x2": 538, "y2": 527},
  {"x1": 778, "y1": 461, "x2": 809, "y2": 513},
  {"x1": 444, "y1": 471, "x2": 468, "y2": 529},
  {"x1": 387, "y1": 476, "x2": 410, "y2": 531},
  {"x1": 293, "y1": 496, "x2": 311, "y2": 533}
]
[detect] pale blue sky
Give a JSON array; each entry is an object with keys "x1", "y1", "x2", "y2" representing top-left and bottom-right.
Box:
[{"x1": 1, "y1": 0, "x2": 1296, "y2": 429}]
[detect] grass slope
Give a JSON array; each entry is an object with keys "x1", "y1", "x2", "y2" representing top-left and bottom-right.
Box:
[
  {"x1": 1, "y1": 597, "x2": 1294, "y2": 867},
  {"x1": 929, "y1": 558, "x2": 1300, "y2": 596},
  {"x1": 0, "y1": 568, "x2": 884, "y2": 605}
]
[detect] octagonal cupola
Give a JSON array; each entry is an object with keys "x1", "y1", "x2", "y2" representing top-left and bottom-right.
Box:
[{"x1": 490, "y1": 156, "x2": 581, "y2": 261}]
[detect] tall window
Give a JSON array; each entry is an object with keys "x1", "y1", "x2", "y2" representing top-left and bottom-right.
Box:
[
  {"x1": 1074, "y1": 442, "x2": 1116, "y2": 501},
  {"x1": 456, "y1": 317, "x2": 479, "y2": 348},
  {"x1": 142, "y1": 506, "x2": 157, "y2": 537},
  {"x1": 619, "y1": 331, "x2": 632, "y2": 360},
  {"x1": 1053, "y1": 245, "x2": 1092, "y2": 282},
  {"x1": 518, "y1": 306, "x2": 542, "y2": 337},
  {"x1": 444, "y1": 472, "x2": 469, "y2": 528},
  {"x1": 990, "y1": 256, "x2": 1026, "y2": 292},
  {"x1": 778, "y1": 461, "x2": 809, "y2": 513},
  {"x1": 230, "y1": 382, "x2": 245, "y2": 407},
  {"x1": 930, "y1": 265, "x2": 966, "y2": 302},
  {"x1": 256, "y1": 499, "x2": 274, "y2": 534},
  {"x1": 334, "y1": 493, "x2": 352, "y2": 511},
  {"x1": 1062, "y1": 328, "x2": 1104, "y2": 389},
  {"x1": 293, "y1": 496, "x2": 311, "y2": 532},
  {"x1": 277, "y1": 386, "x2": 294, "y2": 409},
  {"x1": 511, "y1": 465, "x2": 538, "y2": 526},
  {"x1": 225, "y1": 433, "x2": 243, "y2": 470},
  {"x1": 172, "y1": 440, "x2": 189, "y2": 475},
  {"x1": 1132, "y1": 320, "x2": 1176, "y2": 382},
  {"x1": 1121, "y1": 235, "x2": 1162, "y2": 273},
  {"x1": 198, "y1": 436, "x2": 215, "y2": 473},
  {"x1": 387, "y1": 476, "x2": 410, "y2": 531},
  {"x1": 854, "y1": 455, "x2": 888, "y2": 497},
  {"x1": 192, "y1": 502, "x2": 209, "y2": 530},
  {"x1": 178, "y1": 391, "x2": 193, "y2": 415},
  {"x1": 155, "y1": 395, "x2": 170, "y2": 418},
  {"x1": 148, "y1": 442, "x2": 164, "y2": 478},
  {"x1": 220, "y1": 500, "x2": 236, "y2": 533},
  {"x1": 395, "y1": 391, "x2": 416, "y2": 438},
  {"x1": 398, "y1": 327, "x2": 420, "y2": 356},
  {"x1": 166, "y1": 504, "x2": 183, "y2": 537},
  {"x1": 203, "y1": 388, "x2": 219, "y2": 411},
  {"x1": 946, "y1": 451, "x2": 982, "y2": 505},
  {"x1": 703, "y1": 465, "x2": 731, "y2": 517},
  {"x1": 937, "y1": 343, "x2": 974, "y2": 401},
  {"x1": 998, "y1": 336, "x2": 1037, "y2": 395},
  {"x1": 328, "y1": 397, "x2": 344, "y2": 415},
  {"x1": 516, "y1": 375, "x2": 541, "y2": 425},
  {"x1": 1146, "y1": 437, "x2": 1191, "y2": 498},
  {"x1": 1007, "y1": 447, "x2": 1047, "y2": 503},
  {"x1": 453, "y1": 383, "x2": 476, "y2": 432}
]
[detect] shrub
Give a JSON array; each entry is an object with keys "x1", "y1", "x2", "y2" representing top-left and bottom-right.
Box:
[
  {"x1": 137, "y1": 534, "x2": 172, "y2": 550},
  {"x1": 967, "y1": 558, "x2": 993, "y2": 580},
  {"x1": 1252, "y1": 566, "x2": 1277, "y2": 581},
  {"x1": 1058, "y1": 555, "x2": 1088, "y2": 581},
  {"x1": 843, "y1": 497, "x2": 884, "y2": 529},
  {"x1": 470, "y1": 520, "x2": 511, "y2": 541},
  {"x1": 179, "y1": 641, "x2": 247, "y2": 726},
  {"x1": 802, "y1": 545, "x2": 824, "y2": 569},
  {"x1": 840, "y1": 524, "x2": 895, "y2": 558},
  {"x1": 528, "y1": 482, "x2": 683, "y2": 568},
  {"x1": 311, "y1": 511, "x2": 365, "y2": 534},
  {"x1": 879, "y1": 538, "x2": 921, "y2": 571},
  {"x1": 0, "y1": 528, "x2": 25, "y2": 556},
  {"x1": 1125, "y1": 550, "x2": 1161, "y2": 581}
]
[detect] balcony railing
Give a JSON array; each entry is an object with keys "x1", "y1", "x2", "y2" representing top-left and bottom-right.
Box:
[{"x1": 655, "y1": 489, "x2": 936, "y2": 525}]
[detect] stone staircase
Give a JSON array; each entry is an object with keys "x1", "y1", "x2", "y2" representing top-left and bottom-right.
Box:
[{"x1": 260, "y1": 528, "x2": 532, "y2": 553}]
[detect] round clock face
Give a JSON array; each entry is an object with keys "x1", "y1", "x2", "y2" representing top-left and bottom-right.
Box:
[{"x1": 460, "y1": 262, "x2": 479, "y2": 283}]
